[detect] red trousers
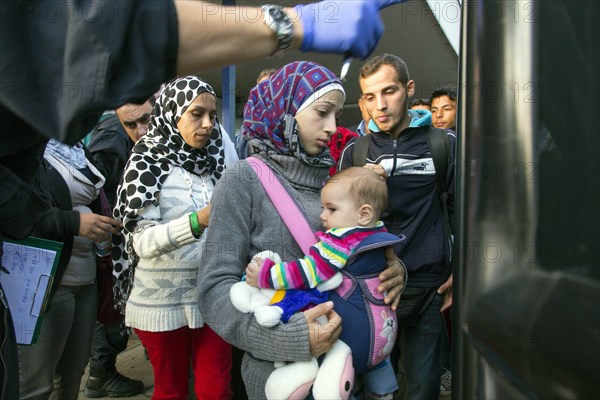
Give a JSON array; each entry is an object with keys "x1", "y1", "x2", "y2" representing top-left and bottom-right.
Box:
[{"x1": 135, "y1": 326, "x2": 232, "y2": 400}]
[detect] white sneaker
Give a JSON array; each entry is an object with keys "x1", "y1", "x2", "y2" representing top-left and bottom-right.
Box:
[{"x1": 440, "y1": 369, "x2": 452, "y2": 397}]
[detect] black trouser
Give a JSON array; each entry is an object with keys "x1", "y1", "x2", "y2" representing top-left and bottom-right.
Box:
[
  {"x1": 231, "y1": 346, "x2": 248, "y2": 400},
  {"x1": 88, "y1": 320, "x2": 129, "y2": 376}
]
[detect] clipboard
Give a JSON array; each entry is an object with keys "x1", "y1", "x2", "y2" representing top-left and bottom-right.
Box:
[{"x1": 1, "y1": 236, "x2": 62, "y2": 345}]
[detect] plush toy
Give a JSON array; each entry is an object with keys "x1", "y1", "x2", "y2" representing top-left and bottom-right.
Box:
[{"x1": 229, "y1": 251, "x2": 354, "y2": 400}]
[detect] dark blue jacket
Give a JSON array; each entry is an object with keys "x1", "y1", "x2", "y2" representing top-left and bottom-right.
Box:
[{"x1": 339, "y1": 124, "x2": 455, "y2": 288}]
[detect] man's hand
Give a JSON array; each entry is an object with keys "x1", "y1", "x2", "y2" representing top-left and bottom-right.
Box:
[
  {"x1": 78, "y1": 213, "x2": 121, "y2": 242},
  {"x1": 295, "y1": 1, "x2": 406, "y2": 59},
  {"x1": 378, "y1": 247, "x2": 406, "y2": 310},
  {"x1": 437, "y1": 274, "x2": 453, "y2": 312},
  {"x1": 303, "y1": 301, "x2": 342, "y2": 357},
  {"x1": 364, "y1": 163, "x2": 388, "y2": 179},
  {"x1": 245, "y1": 257, "x2": 263, "y2": 287}
]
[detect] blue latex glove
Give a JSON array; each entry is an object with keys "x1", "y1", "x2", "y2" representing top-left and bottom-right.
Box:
[
  {"x1": 376, "y1": 0, "x2": 406, "y2": 7},
  {"x1": 295, "y1": 0, "x2": 406, "y2": 59}
]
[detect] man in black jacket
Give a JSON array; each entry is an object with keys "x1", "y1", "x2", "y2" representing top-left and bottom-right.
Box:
[
  {"x1": 84, "y1": 98, "x2": 154, "y2": 398},
  {"x1": 89, "y1": 99, "x2": 155, "y2": 207},
  {"x1": 338, "y1": 54, "x2": 455, "y2": 400}
]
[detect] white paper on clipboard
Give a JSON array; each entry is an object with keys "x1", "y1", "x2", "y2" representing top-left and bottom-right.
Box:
[{"x1": 1, "y1": 237, "x2": 61, "y2": 345}]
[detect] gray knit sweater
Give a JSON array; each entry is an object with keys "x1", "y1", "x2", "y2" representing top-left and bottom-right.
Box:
[{"x1": 197, "y1": 155, "x2": 330, "y2": 399}]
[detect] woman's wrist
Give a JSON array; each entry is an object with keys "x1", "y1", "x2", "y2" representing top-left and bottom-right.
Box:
[{"x1": 189, "y1": 212, "x2": 205, "y2": 239}]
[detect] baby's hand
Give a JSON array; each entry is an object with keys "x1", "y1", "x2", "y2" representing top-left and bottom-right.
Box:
[{"x1": 245, "y1": 257, "x2": 265, "y2": 287}]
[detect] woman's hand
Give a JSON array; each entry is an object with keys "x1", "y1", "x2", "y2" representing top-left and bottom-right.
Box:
[
  {"x1": 79, "y1": 213, "x2": 121, "y2": 242},
  {"x1": 195, "y1": 203, "x2": 211, "y2": 227},
  {"x1": 378, "y1": 247, "x2": 407, "y2": 310},
  {"x1": 303, "y1": 302, "x2": 342, "y2": 357}
]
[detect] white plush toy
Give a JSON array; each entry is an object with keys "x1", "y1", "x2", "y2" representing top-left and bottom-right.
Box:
[{"x1": 229, "y1": 251, "x2": 354, "y2": 400}]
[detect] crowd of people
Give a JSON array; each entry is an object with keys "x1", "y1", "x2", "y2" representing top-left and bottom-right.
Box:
[{"x1": 1, "y1": 1, "x2": 458, "y2": 400}]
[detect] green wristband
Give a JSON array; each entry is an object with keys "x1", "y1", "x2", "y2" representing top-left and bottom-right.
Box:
[{"x1": 189, "y1": 212, "x2": 202, "y2": 239}]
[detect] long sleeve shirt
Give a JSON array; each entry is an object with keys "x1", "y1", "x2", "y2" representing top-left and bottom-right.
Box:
[{"x1": 258, "y1": 222, "x2": 387, "y2": 290}]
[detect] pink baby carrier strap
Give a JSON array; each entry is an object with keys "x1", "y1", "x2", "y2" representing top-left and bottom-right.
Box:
[
  {"x1": 335, "y1": 275, "x2": 356, "y2": 299},
  {"x1": 246, "y1": 157, "x2": 316, "y2": 254}
]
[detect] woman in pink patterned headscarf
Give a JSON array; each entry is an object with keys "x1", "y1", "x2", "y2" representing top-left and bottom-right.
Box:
[
  {"x1": 243, "y1": 61, "x2": 344, "y2": 165},
  {"x1": 197, "y1": 61, "x2": 405, "y2": 399}
]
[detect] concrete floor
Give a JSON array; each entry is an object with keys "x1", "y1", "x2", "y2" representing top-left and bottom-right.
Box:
[{"x1": 76, "y1": 336, "x2": 452, "y2": 400}]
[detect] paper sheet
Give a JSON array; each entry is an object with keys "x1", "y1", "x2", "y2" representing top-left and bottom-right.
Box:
[{"x1": 1, "y1": 237, "x2": 61, "y2": 345}]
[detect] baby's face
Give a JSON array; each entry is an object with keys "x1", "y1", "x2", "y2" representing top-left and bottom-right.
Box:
[{"x1": 319, "y1": 182, "x2": 361, "y2": 230}]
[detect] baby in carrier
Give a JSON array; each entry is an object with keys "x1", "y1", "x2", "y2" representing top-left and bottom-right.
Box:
[{"x1": 245, "y1": 167, "x2": 406, "y2": 400}]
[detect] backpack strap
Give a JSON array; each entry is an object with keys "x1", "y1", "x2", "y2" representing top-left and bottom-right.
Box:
[
  {"x1": 351, "y1": 135, "x2": 372, "y2": 167},
  {"x1": 246, "y1": 157, "x2": 317, "y2": 255},
  {"x1": 427, "y1": 129, "x2": 449, "y2": 198},
  {"x1": 427, "y1": 128, "x2": 453, "y2": 262}
]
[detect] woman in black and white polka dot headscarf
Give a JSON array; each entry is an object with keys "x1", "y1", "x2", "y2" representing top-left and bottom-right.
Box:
[
  {"x1": 112, "y1": 76, "x2": 233, "y2": 399},
  {"x1": 115, "y1": 76, "x2": 225, "y2": 232},
  {"x1": 113, "y1": 76, "x2": 227, "y2": 308}
]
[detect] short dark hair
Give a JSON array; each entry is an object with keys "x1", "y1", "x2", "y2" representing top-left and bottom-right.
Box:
[
  {"x1": 147, "y1": 94, "x2": 156, "y2": 107},
  {"x1": 429, "y1": 85, "x2": 457, "y2": 104},
  {"x1": 408, "y1": 98, "x2": 430, "y2": 109},
  {"x1": 360, "y1": 53, "x2": 410, "y2": 86},
  {"x1": 115, "y1": 94, "x2": 156, "y2": 113}
]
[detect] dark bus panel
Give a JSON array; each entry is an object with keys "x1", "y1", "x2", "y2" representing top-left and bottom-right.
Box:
[{"x1": 455, "y1": 1, "x2": 599, "y2": 398}]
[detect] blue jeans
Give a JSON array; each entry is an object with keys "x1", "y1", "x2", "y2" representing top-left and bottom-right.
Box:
[
  {"x1": 364, "y1": 358, "x2": 398, "y2": 396},
  {"x1": 396, "y1": 292, "x2": 444, "y2": 400},
  {"x1": 18, "y1": 283, "x2": 97, "y2": 400}
]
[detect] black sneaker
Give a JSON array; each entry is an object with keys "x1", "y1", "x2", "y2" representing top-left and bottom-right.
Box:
[{"x1": 84, "y1": 370, "x2": 144, "y2": 398}]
